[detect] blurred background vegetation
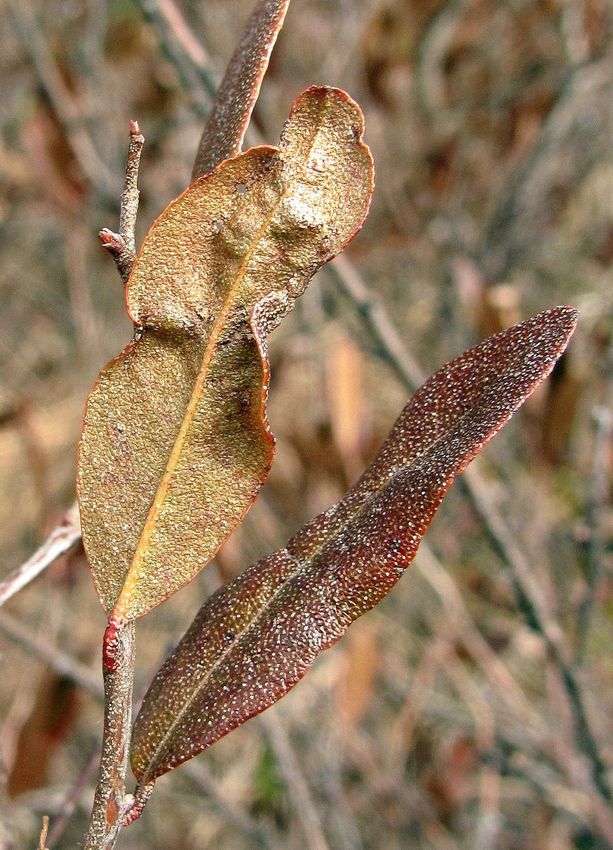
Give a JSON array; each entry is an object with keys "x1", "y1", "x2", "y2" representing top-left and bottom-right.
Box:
[{"x1": 0, "y1": 1, "x2": 612, "y2": 848}]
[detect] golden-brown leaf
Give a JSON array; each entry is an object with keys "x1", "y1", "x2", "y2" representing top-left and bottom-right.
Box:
[{"x1": 77, "y1": 86, "x2": 373, "y2": 620}]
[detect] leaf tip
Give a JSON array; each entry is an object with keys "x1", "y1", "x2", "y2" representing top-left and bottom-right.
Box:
[
  {"x1": 536, "y1": 304, "x2": 579, "y2": 364},
  {"x1": 560, "y1": 304, "x2": 579, "y2": 332}
]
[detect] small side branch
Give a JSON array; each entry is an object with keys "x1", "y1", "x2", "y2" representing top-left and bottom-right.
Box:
[
  {"x1": 100, "y1": 121, "x2": 144, "y2": 283},
  {"x1": 0, "y1": 503, "x2": 81, "y2": 608},
  {"x1": 83, "y1": 619, "x2": 136, "y2": 850}
]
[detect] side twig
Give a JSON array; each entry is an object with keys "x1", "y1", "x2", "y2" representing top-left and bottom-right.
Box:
[
  {"x1": 0, "y1": 503, "x2": 81, "y2": 608},
  {"x1": 99, "y1": 121, "x2": 145, "y2": 284}
]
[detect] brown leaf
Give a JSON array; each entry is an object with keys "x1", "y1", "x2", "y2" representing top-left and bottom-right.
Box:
[
  {"x1": 8, "y1": 670, "x2": 80, "y2": 798},
  {"x1": 191, "y1": 0, "x2": 290, "y2": 181},
  {"x1": 326, "y1": 330, "x2": 366, "y2": 482},
  {"x1": 336, "y1": 620, "x2": 378, "y2": 731},
  {"x1": 77, "y1": 86, "x2": 374, "y2": 621},
  {"x1": 129, "y1": 306, "x2": 577, "y2": 804}
]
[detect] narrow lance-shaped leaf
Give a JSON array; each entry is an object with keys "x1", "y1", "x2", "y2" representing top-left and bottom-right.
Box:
[
  {"x1": 192, "y1": 0, "x2": 290, "y2": 181},
  {"x1": 129, "y1": 307, "x2": 577, "y2": 808},
  {"x1": 77, "y1": 86, "x2": 373, "y2": 621}
]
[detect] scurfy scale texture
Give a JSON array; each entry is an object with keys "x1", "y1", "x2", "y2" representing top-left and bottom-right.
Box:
[
  {"x1": 130, "y1": 306, "x2": 577, "y2": 802},
  {"x1": 77, "y1": 87, "x2": 373, "y2": 621}
]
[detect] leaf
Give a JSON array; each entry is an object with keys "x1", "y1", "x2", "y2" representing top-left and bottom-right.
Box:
[
  {"x1": 77, "y1": 86, "x2": 374, "y2": 621},
  {"x1": 130, "y1": 306, "x2": 577, "y2": 800},
  {"x1": 8, "y1": 670, "x2": 80, "y2": 797},
  {"x1": 192, "y1": 0, "x2": 290, "y2": 181}
]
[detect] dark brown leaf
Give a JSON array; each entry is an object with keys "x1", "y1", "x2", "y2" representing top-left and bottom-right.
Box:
[
  {"x1": 128, "y1": 306, "x2": 577, "y2": 807},
  {"x1": 192, "y1": 0, "x2": 290, "y2": 181}
]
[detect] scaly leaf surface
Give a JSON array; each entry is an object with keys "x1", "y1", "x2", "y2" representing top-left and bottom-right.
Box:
[
  {"x1": 77, "y1": 86, "x2": 373, "y2": 620},
  {"x1": 192, "y1": 0, "x2": 290, "y2": 181},
  {"x1": 130, "y1": 307, "x2": 577, "y2": 799}
]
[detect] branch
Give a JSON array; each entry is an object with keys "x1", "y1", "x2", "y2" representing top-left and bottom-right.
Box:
[
  {"x1": 84, "y1": 619, "x2": 136, "y2": 850},
  {"x1": 0, "y1": 503, "x2": 81, "y2": 608},
  {"x1": 99, "y1": 121, "x2": 145, "y2": 283}
]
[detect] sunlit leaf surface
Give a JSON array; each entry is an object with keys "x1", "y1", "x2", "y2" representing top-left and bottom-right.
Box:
[
  {"x1": 77, "y1": 86, "x2": 373, "y2": 620},
  {"x1": 130, "y1": 306, "x2": 577, "y2": 801}
]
